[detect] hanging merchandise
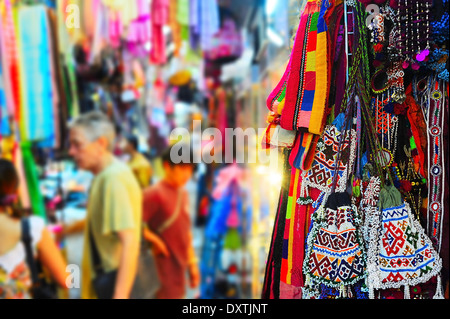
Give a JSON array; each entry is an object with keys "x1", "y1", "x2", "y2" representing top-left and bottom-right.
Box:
[
  {"x1": 264, "y1": 0, "x2": 338, "y2": 172},
  {"x1": 366, "y1": 185, "x2": 442, "y2": 299},
  {"x1": 17, "y1": 4, "x2": 57, "y2": 145},
  {"x1": 150, "y1": 0, "x2": 169, "y2": 65},
  {"x1": 303, "y1": 192, "x2": 366, "y2": 298},
  {"x1": 203, "y1": 8, "x2": 243, "y2": 63},
  {"x1": 21, "y1": 142, "x2": 46, "y2": 219},
  {"x1": 261, "y1": 149, "x2": 292, "y2": 299},
  {"x1": 124, "y1": 0, "x2": 152, "y2": 57},
  {"x1": 262, "y1": 0, "x2": 448, "y2": 300},
  {"x1": 198, "y1": 0, "x2": 220, "y2": 52},
  {"x1": 0, "y1": 53, "x2": 11, "y2": 137},
  {"x1": 0, "y1": 0, "x2": 21, "y2": 122}
]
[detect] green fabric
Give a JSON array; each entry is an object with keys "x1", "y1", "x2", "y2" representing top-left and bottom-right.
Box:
[
  {"x1": 21, "y1": 142, "x2": 46, "y2": 220},
  {"x1": 223, "y1": 228, "x2": 241, "y2": 250},
  {"x1": 378, "y1": 184, "x2": 403, "y2": 211}
]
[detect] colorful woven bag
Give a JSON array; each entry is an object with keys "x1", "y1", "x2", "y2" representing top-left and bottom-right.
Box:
[
  {"x1": 303, "y1": 192, "x2": 367, "y2": 294},
  {"x1": 366, "y1": 185, "x2": 442, "y2": 299}
]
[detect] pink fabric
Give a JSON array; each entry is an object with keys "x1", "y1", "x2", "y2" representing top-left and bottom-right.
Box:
[
  {"x1": 279, "y1": 281, "x2": 302, "y2": 299},
  {"x1": 125, "y1": 0, "x2": 151, "y2": 56}
]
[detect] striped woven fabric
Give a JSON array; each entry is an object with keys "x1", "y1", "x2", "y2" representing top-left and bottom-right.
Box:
[
  {"x1": 280, "y1": 0, "x2": 330, "y2": 135},
  {"x1": 264, "y1": 0, "x2": 333, "y2": 171}
]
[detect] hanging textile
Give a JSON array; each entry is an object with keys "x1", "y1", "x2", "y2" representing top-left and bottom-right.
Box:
[
  {"x1": 125, "y1": 0, "x2": 152, "y2": 57},
  {"x1": 17, "y1": 4, "x2": 56, "y2": 144},
  {"x1": 176, "y1": 0, "x2": 190, "y2": 41},
  {"x1": 0, "y1": 0, "x2": 20, "y2": 121},
  {"x1": 304, "y1": 192, "x2": 366, "y2": 293},
  {"x1": 21, "y1": 142, "x2": 46, "y2": 219},
  {"x1": 199, "y1": 0, "x2": 220, "y2": 52},
  {"x1": 0, "y1": 52, "x2": 11, "y2": 137},
  {"x1": 262, "y1": 149, "x2": 291, "y2": 299},
  {"x1": 150, "y1": 0, "x2": 169, "y2": 65},
  {"x1": 188, "y1": 0, "x2": 200, "y2": 50},
  {"x1": 264, "y1": 0, "x2": 335, "y2": 171}
]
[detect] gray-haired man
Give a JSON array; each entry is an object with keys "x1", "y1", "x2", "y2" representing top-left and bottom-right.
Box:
[{"x1": 66, "y1": 111, "x2": 142, "y2": 299}]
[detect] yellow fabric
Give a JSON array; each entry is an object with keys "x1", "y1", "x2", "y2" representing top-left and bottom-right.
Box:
[
  {"x1": 102, "y1": 0, "x2": 138, "y2": 26},
  {"x1": 81, "y1": 158, "x2": 142, "y2": 299},
  {"x1": 128, "y1": 152, "x2": 152, "y2": 189},
  {"x1": 305, "y1": 51, "x2": 316, "y2": 72},
  {"x1": 287, "y1": 169, "x2": 300, "y2": 284},
  {"x1": 277, "y1": 98, "x2": 285, "y2": 115}
]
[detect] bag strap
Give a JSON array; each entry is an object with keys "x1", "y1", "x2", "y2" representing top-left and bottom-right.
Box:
[
  {"x1": 157, "y1": 188, "x2": 183, "y2": 234},
  {"x1": 21, "y1": 218, "x2": 40, "y2": 285},
  {"x1": 88, "y1": 221, "x2": 104, "y2": 275}
]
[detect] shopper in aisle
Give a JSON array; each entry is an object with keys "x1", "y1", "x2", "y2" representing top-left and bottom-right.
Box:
[
  {"x1": 142, "y1": 144, "x2": 200, "y2": 299},
  {"x1": 0, "y1": 159, "x2": 68, "y2": 299},
  {"x1": 122, "y1": 134, "x2": 153, "y2": 188},
  {"x1": 67, "y1": 111, "x2": 142, "y2": 299}
]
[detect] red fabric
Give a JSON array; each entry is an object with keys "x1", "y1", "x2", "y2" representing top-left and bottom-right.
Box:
[
  {"x1": 280, "y1": 8, "x2": 309, "y2": 131},
  {"x1": 405, "y1": 84, "x2": 428, "y2": 178}
]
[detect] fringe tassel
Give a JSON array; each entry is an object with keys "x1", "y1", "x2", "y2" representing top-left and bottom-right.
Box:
[
  {"x1": 339, "y1": 285, "x2": 347, "y2": 299},
  {"x1": 404, "y1": 284, "x2": 410, "y2": 299},
  {"x1": 369, "y1": 286, "x2": 375, "y2": 299},
  {"x1": 433, "y1": 275, "x2": 445, "y2": 299}
]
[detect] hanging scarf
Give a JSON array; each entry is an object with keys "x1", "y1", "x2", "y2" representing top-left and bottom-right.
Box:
[
  {"x1": 280, "y1": 0, "x2": 331, "y2": 134},
  {"x1": 278, "y1": 167, "x2": 303, "y2": 298},
  {"x1": 18, "y1": 4, "x2": 56, "y2": 144},
  {"x1": 264, "y1": 0, "x2": 333, "y2": 171},
  {"x1": 150, "y1": 0, "x2": 169, "y2": 65},
  {"x1": 0, "y1": 0, "x2": 20, "y2": 121},
  {"x1": 0, "y1": 54, "x2": 11, "y2": 137},
  {"x1": 262, "y1": 149, "x2": 291, "y2": 299}
]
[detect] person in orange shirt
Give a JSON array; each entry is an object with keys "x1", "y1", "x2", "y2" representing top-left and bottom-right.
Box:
[{"x1": 142, "y1": 145, "x2": 200, "y2": 299}]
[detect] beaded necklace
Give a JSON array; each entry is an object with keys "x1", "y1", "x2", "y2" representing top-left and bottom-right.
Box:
[{"x1": 396, "y1": 0, "x2": 432, "y2": 69}]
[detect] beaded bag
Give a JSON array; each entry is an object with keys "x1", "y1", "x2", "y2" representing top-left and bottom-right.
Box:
[{"x1": 366, "y1": 185, "x2": 442, "y2": 299}]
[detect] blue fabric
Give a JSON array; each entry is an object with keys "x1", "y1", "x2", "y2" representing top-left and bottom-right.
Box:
[
  {"x1": 19, "y1": 5, "x2": 55, "y2": 144},
  {"x1": 0, "y1": 59, "x2": 11, "y2": 136}
]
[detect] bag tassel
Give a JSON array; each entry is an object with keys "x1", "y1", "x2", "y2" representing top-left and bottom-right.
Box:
[
  {"x1": 404, "y1": 284, "x2": 410, "y2": 299},
  {"x1": 339, "y1": 285, "x2": 347, "y2": 299},
  {"x1": 433, "y1": 275, "x2": 445, "y2": 299},
  {"x1": 369, "y1": 285, "x2": 375, "y2": 300}
]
